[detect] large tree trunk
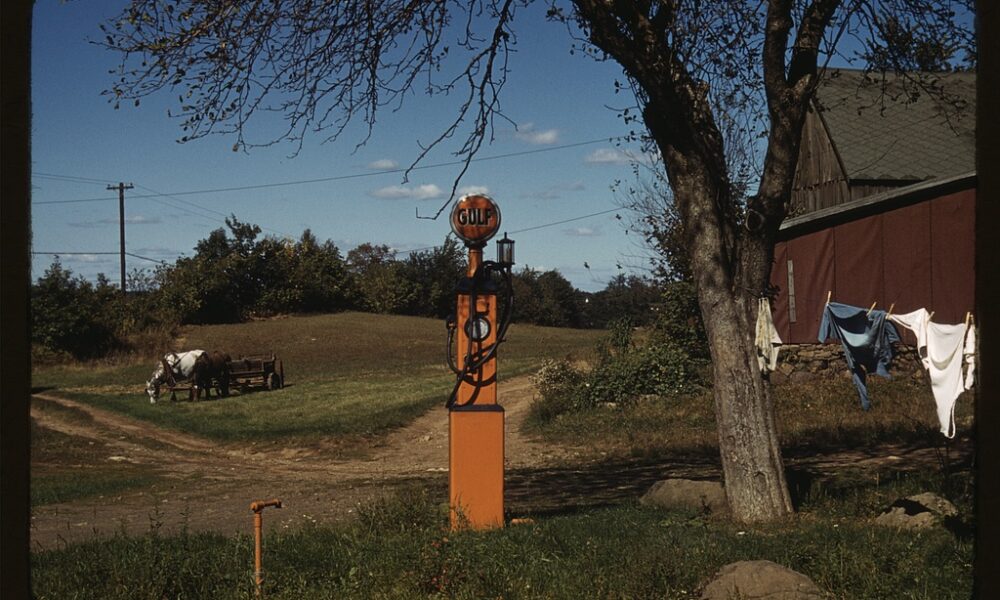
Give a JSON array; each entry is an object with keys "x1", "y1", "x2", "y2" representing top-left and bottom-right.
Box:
[
  {"x1": 570, "y1": 0, "x2": 828, "y2": 523},
  {"x1": 700, "y1": 280, "x2": 793, "y2": 521},
  {"x1": 666, "y1": 157, "x2": 793, "y2": 523}
]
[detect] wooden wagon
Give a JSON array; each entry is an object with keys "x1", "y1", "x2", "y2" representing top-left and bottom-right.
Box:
[{"x1": 228, "y1": 353, "x2": 285, "y2": 392}]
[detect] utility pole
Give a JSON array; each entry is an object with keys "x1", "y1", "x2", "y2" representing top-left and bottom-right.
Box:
[{"x1": 107, "y1": 182, "x2": 134, "y2": 295}]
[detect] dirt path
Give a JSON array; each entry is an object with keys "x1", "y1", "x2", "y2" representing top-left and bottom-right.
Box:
[
  {"x1": 29, "y1": 376, "x2": 972, "y2": 551},
  {"x1": 29, "y1": 374, "x2": 587, "y2": 549}
]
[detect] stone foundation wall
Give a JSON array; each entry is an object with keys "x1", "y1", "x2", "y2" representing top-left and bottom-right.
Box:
[{"x1": 770, "y1": 343, "x2": 926, "y2": 385}]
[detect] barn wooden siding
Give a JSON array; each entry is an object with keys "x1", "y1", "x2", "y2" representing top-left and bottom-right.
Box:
[
  {"x1": 770, "y1": 184, "x2": 975, "y2": 345},
  {"x1": 790, "y1": 108, "x2": 850, "y2": 215},
  {"x1": 790, "y1": 108, "x2": 918, "y2": 215}
]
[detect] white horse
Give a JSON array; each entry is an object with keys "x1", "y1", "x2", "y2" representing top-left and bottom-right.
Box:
[{"x1": 146, "y1": 350, "x2": 206, "y2": 403}]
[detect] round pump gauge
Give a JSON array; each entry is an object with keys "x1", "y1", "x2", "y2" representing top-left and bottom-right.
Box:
[{"x1": 465, "y1": 316, "x2": 491, "y2": 342}]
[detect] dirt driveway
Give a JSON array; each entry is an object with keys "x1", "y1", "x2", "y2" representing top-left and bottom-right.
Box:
[{"x1": 29, "y1": 374, "x2": 971, "y2": 550}]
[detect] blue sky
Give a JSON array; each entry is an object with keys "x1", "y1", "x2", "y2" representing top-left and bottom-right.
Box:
[{"x1": 30, "y1": 1, "x2": 660, "y2": 292}]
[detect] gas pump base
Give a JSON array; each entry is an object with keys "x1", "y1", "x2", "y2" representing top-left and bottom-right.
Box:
[{"x1": 449, "y1": 404, "x2": 504, "y2": 530}]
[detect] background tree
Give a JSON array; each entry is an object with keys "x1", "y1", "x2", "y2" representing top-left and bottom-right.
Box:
[
  {"x1": 291, "y1": 230, "x2": 356, "y2": 314},
  {"x1": 102, "y1": 0, "x2": 974, "y2": 522},
  {"x1": 400, "y1": 238, "x2": 467, "y2": 318},
  {"x1": 510, "y1": 267, "x2": 584, "y2": 327},
  {"x1": 31, "y1": 260, "x2": 119, "y2": 360},
  {"x1": 347, "y1": 243, "x2": 415, "y2": 314},
  {"x1": 586, "y1": 273, "x2": 662, "y2": 329}
]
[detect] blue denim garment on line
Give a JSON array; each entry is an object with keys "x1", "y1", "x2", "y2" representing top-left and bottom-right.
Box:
[{"x1": 818, "y1": 302, "x2": 901, "y2": 410}]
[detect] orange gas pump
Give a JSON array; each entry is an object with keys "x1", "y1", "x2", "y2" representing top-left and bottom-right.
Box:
[{"x1": 446, "y1": 194, "x2": 514, "y2": 530}]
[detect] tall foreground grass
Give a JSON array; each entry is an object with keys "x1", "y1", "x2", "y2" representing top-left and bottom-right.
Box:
[{"x1": 33, "y1": 469, "x2": 972, "y2": 600}]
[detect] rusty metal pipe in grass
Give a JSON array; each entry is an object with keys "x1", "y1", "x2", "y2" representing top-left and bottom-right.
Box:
[{"x1": 250, "y1": 499, "x2": 282, "y2": 597}]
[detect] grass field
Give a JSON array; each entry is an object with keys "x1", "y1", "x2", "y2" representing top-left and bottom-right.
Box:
[
  {"x1": 29, "y1": 313, "x2": 602, "y2": 509},
  {"x1": 526, "y1": 372, "x2": 975, "y2": 461},
  {"x1": 30, "y1": 312, "x2": 976, "y2": 597},
  {"x1": 32, "y1": 312, "x2": 603, "y2": 443}
]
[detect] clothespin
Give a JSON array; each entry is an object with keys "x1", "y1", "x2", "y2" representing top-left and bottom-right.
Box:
[
  {"x1": 887, "y1": 303, "x2": 895, "y2": 318},
  {"x1": 866, "y1": 301, "x2": 877, "y2": 316},
  {"x1": 928, "y1": 311, "x2": 935, "y2": 321},
  {"x1": 826, "y1": 290, "x2": 832, "y2": 305},
  {"x1": 964, "y1": 311, "x2": 971, "y2": 328}
]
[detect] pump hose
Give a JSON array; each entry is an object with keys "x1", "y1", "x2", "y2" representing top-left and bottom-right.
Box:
[{"x1": 445, "y1": 262, "x2": 514, "y2": 409}]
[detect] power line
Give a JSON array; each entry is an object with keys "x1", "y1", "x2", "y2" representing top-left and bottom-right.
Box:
[
  {"x1": 134, "y1": 183, "x2": 231, "y2": 220},
  {"x1": 32, "y1": 251, "x2": 171, "y2": 265},
  {"x1": 508, "y1": 208, "x2": 620, "y2": 234},
  {"x1": 34, "y1": 173, "x2": 113, "y2": 186},
  {"x1": 31, "y1": 204, "x2": 621, "y2": 265},
  {"x1": 32, "y1": 137, "x2": 622, "y2": 206},
  {"x1": 133, "y1": 183, "x2": 293, "y2": 238},
  {"x1": 34, "y1": 171, "x2": 112, "y2": 184},
  {"x1": 32, "y1": 251, "x2": 119, "y2": 255},
  {"x1": 126, "y1": 251, "x2": 171, "y2": 265}
]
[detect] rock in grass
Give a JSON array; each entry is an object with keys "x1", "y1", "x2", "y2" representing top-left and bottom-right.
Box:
[
  {"x1": 874, "y1": 492, "x2": 958, "y2": 530},
  {"x1": 640, "y1": 478, "x2": 727, "y2": 514},
  {"x1": 700, "y1": 560, "x2": 824, "y2": 600}
]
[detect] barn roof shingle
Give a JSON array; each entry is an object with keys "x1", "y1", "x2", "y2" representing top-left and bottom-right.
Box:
[{"x1": 814, "y1": 68, "x2": 976, "y2": 182}]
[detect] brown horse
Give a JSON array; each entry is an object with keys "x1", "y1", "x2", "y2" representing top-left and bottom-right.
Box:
[{"x1": 192, "y1": 350, "x2": 232, "y2": 399}]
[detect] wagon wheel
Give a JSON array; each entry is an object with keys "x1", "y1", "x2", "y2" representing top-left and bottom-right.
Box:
[{"x1": 266, "y1": 372, "x2": 283, "y2": 391}]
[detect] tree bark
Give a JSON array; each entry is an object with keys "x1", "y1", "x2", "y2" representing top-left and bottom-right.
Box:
[{"x1": 656, "y1": 141, "x2": 793, "y2": 523}]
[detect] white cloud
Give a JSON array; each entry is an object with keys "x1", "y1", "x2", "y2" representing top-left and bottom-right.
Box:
[
  {"x1": 584, "y1": 148, "x2": 631, "y2": 165},
  {"x1": 123, "y1": 215, "x2": 162, "y2": 225},
  {"x1": 60, "y1": 253, "x2": 107, "y2": 264},
  {"x1": 458, "y1": 185, "x2": 490, "y2": 197},
  {"x1": 367, "y1": 158, "x2": 399, "y2": 170},
  {"x1": 585, "y1": 147, "x2": 660, "y2": 166},
  {"x1": 70, "y1": 215, "x2": 162, "y2": 228},
  {"x1": 134, "y1": 246, "x2": 179, "y2": 257},
  {"x1": 515, "y1": 123, "x2": 559, "y2": 145},
  {"x1": 522, "y1": 182, "x2": 585, "y2": 201},
  {"x1": 565, "y1": 227, "x2": 600, "y2": 237},
  {"x1": 369, "y1": 183, "x2": 444, "y2": 200}
]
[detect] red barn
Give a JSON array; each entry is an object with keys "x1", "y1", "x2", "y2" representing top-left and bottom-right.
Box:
[{"x1": 770, "y1": 69, "x2": 976, "y2": 344}]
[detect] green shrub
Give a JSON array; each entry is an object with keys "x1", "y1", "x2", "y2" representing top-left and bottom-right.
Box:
[
  {"x1": 529, "y1": 318, "x2": 707, "y2": 423},
  {"x1": 528, "y1": 359, "x2": 588, "y2": 422}
]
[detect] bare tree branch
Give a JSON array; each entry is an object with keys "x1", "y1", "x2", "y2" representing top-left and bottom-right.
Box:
[{"x1": 102, "y1": 0, "x2": 524, "y2": 199}]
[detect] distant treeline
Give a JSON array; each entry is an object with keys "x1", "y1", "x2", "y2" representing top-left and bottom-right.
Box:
[{"x1": 31, "y1": 217, "x2": 685, "y2": 361}]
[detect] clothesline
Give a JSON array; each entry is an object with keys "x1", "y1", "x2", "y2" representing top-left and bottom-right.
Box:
[
  {"x1": 815, "y1": 297, "x2": 975, "y2": 437},
  {"x1": 823, "y1": 290, "x2": 974, "y2": 325}
]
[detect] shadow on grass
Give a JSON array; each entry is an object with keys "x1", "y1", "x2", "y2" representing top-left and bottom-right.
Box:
[
  {"x1": 498, "y1": 436, "x2": 973, "y2": 520},
  {"x1": 505, "y1": 455, "x2": 721, "y2": 518}
]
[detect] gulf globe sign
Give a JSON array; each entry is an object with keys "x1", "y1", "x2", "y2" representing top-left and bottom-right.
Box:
[{"x1": 450, "y1": 194, "x2": 501, "y2": 246}]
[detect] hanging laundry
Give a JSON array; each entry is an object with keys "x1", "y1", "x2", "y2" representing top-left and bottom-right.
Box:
[
  {"x1": 887, "y1": 308, "x2": 931, "y2": 366},
  {"x1": 755, "y1": 298, "x2": 782, "y2": 373},
  {"x1": 818, "y1": 302, "x2": 900, "y2": 410},
  {"x1": 964, "y1": 325, "x2": 976, "y2": 392},
  {"x1": 890, "y1": 310, "x2": 976, "y2": 438}
]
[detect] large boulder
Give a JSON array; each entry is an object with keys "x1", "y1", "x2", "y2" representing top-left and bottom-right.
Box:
[
  {"x1": 640, "y1": 478, "x2": 727, "y2": 514},
  {"x1": 700, "y1": 560, "x2": 824, "y2": 600},
  {"x1": 874, "y1": 492, "x2": 958, "y2": 530}
]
